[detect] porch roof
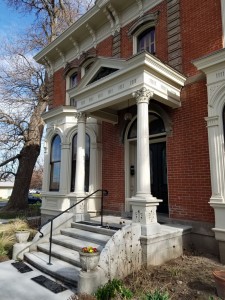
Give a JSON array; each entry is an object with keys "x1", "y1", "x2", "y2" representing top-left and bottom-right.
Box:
[{"x1": 70, "y1": 52, "x2": 186, "y2": 123}]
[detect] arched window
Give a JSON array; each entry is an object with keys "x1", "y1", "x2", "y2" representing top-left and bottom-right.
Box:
[
  {"x1": 49, "y1": 135, "x2": 61, "y2": 191},
  {"x1": 128, "y1": 113, "x2": 165, "y2": 139},
  {"x1": 137, "y1": 28, "x2": 155, "y2": 54},
  {"x1": 71, "y1": 133, "x2": 90, "y2": 192}
]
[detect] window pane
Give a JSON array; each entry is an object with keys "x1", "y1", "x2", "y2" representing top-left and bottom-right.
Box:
[
  {"x1": 137, "y1": 28, "x2": 155, "y2": 54},
  {"x1": 51, "y1": 135, "x2": 61, "y2": 162},
  {"x1": 149, "y1": 114, "x2": 165, "y2": 135},
  {"x1": 70, "y1": 72, "x2": 77, "y2": 88},
  {"x1": 50, "y1": 135, "x2": 61, "y2": 191},
  {"x1": 50, "y1": 162, "x2": 60, "y2": 191},
  {"x1": 71, "y1": 133, "x2": 90, "y2": 192}
]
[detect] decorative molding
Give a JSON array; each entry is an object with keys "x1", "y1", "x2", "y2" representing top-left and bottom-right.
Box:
[
  {"x1": 205, "y1": 116, "x2": 219, "y2": 127},
  {"x1": 107, "y1": 4, "x2": 120, "y2": 33},
  {"x1": 55, "y1": 47, "x2": 65, "y2": 65},
  {"x1": 86, "y1": 23, "x2": 97, "y2": 48},
  {"x1": 69, "y1": 37, "x2": 80, "y2": 58},
  {"x1": 103, "y1": 7, "x2": 115, "y2": 35},
  {"x1": 135, "y1": 0, "x2": 144, "y2": 17},
  {"x1": 75, "y1": 112, "x2": 86, "y2": 122},
  {"x1": 132, "y1": 87, "x2": 154, "y2": 104},
  {"x1": 128, "y1": 12, "x2": 159, "y2": 36},
  {"x1": 208, "y1": 83, "x2": 224, "y2": 100},
  {"x1": 42, "y1": 56, "x2": 53, "y2": 75},
  {"x1": 167, "y1": 0, "x2": 182, "y2": 71}
]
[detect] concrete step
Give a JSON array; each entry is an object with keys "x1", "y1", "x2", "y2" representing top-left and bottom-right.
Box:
[
  {"x1": 71, "y1": 222, "x2": 117, "y2": 236},
  {"x1": 25, "y1": 252, "x2": 80, "y2": 287},
  {"x1": 37, "y1": 243, "x2": 81, "y2": 268},
  {"x1": 61, "y1": 227, "x2": 111, "y2": 245},
  {"x1": 52, "y1": 234, "x2": 104, "y2": 253}
]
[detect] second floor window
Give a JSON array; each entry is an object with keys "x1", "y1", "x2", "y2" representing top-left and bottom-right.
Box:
[
  {"x1": 137, "y1": 28, "x2": 155, "y2": 54},
  {"x1": 70, "y1": 72, "x2": 78, "y2": 88}
]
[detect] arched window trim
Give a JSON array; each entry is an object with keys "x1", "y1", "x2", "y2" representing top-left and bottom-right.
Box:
[
  {"x1": 70, "y1": 133, "x2": 91, "y2": 193},
  {"x1": 81, "y1": 58, "x2": 96, "y2": 78},
  {"x1": 49, "y1": 134, "x2": 61, "y2": 191}
]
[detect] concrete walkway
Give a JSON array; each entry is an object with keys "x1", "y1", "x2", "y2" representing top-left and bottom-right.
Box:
[{"x1": 0, "y1": 260, "x2": 75, "y2": 300}]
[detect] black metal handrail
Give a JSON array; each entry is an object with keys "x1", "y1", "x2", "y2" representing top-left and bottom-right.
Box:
[{"x1": 38, "y1": 189, "x2": 108, "y2": 265}]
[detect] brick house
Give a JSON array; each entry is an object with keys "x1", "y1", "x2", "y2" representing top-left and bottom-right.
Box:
[{"x1": 35, "y1": 0, "x2": 225, "y2": 264}]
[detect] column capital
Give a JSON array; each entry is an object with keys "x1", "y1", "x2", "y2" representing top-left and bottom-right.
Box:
[
  {"x1": 75, "y1": 112, "x2": 86, "y2": 122},
  {"x1": 132, "y1": 87, "x2": 154, "y2": 104}
]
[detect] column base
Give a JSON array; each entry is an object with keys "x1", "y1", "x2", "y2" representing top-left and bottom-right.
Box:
[
  {"x1": 73, "y1": 213, "x2": 90, "y2": 223},
  {"x1": 129, "y1": 195, "x2": 162, "y2": 236},
  {"x1": 13, "y1": 242, "x2": 32, "y2": 260},
  {"x1": 72, "y1": 194, "x2": 90, "y2": 222}
]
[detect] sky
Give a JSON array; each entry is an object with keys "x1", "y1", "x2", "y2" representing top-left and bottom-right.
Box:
[{"x1": 0, "y1": 1, "x2": 33, "y2": 38}]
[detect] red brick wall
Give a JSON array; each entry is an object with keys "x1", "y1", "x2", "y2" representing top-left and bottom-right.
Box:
[
  {"x1": 167, "y1": 80, "x2": 213, "y2": 222},
  {"x1": 102, "y1": 121, "x2": 125, "y2": 213},
  {"x1": 52, "y1": 68, "x2": 65, "y2": 108},
  {"x1": 180, "y1": 0, "x2": 222, "y2": 76},
  {"x1": 96, "y1": 35, "x2": 113, "y2": 57}
]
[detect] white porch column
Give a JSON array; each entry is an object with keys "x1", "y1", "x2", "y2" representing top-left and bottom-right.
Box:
[
  {"x1": 74, "y1": 112, "x2": 90, "y2": 221},
  {"x1": 130, "y1": 87, "x2": 162, "y2": 236},
  {"x1": 75, "y1": 112, "x2": 86, "y2": 195}
]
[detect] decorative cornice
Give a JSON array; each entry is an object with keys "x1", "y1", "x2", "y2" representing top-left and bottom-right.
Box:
[
  {"x1": 193, "y1": 48, "x2": 225, "y2": 74},
  {"x1": 132, "y1": 87, "x2": 154, "y2": 104}
]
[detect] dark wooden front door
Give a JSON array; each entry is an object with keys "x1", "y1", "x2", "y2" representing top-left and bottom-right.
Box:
[{"x1": 150, "y1": 142, "x2": 168, "y2": 213}]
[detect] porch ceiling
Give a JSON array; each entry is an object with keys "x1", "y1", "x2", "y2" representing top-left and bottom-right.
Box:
[{"x1": 71, "y1": 52, "x2": 186, "y2": 123}]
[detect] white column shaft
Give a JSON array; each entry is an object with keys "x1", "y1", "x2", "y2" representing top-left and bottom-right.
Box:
[
  {"x1": 75, "y1": 113, "x2": 86, "y2": 194},
  {"x1": 136, "y1": 100, "x2": 151, "y2": 195}
]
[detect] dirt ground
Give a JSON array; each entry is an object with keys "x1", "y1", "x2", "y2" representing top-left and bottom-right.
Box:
[
  {"x1": 123, "y1": 251, "x2": 225, "y2": 299},
  {"x1": 1, "y1": 251, "x2": 225, "y2": 299}
]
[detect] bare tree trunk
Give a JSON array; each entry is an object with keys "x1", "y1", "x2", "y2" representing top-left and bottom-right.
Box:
[
  {"x1": 6, "y1": 144, "x2": 41, "y2": 210},
  {"x1": 4, "y1": 98, "x2": 47, "y2": 211}
]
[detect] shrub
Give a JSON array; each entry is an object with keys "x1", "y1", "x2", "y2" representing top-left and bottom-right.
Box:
[{"x1": 94, "y1": 279, "x2": 133, "y2": 300}]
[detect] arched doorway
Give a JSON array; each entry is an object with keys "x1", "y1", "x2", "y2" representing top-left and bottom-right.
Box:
[{"x1": 125, "y1": 112, "x2": 169, "y2": 214}]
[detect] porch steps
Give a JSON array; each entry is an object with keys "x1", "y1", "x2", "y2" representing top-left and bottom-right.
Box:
[{"x1": 24, "y1": 222, "x2": 116, "y2": 288}]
